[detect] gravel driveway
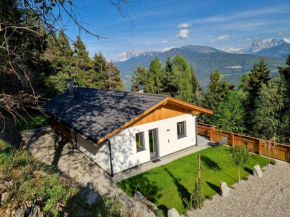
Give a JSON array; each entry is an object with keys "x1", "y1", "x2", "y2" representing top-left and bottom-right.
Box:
[{"x1": 187, "y1": 160, "x2": 290, "y2": 217}]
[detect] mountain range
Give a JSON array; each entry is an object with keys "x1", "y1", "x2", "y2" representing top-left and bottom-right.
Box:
[{"x1": 115, "y1": 38, "x2": 289, "y2": 91}]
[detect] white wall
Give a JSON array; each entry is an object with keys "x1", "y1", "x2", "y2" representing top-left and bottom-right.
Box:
[
  {"x1": 109, "y1": 114, "x2": 197, "y2": 174},
  {"x1": 73, "y1": 133, "x2": 111, "y2": 174}
]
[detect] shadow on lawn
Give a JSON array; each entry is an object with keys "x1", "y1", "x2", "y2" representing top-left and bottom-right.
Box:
[
  {"x1": 201, "y1": 156, "x2": 221, "y2": 171},
  {"x1": 206, "y1": 181, "x2": 220, "y2": 194},
  {"x1": 244, "y1": 167, "x2": 252, "y2": 175},
  {"x1": 164, "y1": 167, "x2": 190, "y2": 210}
]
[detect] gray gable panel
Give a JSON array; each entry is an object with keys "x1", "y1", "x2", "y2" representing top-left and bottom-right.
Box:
[{"x1": 42, "y1": 88, "x2": 167, "y2": 142}]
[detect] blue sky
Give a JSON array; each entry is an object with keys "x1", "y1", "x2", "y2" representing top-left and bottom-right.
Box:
[{"x1": 63, "y1": 0, "x2": 290, "y2": 60}]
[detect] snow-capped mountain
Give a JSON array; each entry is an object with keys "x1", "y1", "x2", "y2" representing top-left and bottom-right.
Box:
[
  {"x1": 117, "y1": 49, "x2": 154, "y2": 62},
  {"x1": 219, "y1": 47, "x2": 246, "y2": 54},
  {"x1": 249, "y1": 38, "x2": 290, "y2": 53}
]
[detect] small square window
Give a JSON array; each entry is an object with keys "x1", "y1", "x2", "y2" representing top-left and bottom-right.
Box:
[
  {"x1": 177, "y1": 121, "x2": 186, "y2": 139},
  {"x1": 136, "y1": 132, "x2": 145, "y2": 152}
]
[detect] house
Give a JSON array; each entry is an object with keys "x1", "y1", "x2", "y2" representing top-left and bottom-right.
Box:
[{"x1": 42, "y1": 87, "x2": 213, "y2": 176}]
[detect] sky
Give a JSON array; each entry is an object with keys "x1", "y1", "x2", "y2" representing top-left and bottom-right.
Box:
[{"x1": 62, "y1": 0, "x2": 290, "y2": 61}]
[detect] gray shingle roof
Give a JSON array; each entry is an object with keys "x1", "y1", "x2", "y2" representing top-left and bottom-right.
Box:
[{"x1": 42, "y1": 88, "x2": 167, "y2": 143}]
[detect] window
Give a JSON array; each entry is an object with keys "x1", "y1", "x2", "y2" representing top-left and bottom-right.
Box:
[
  {"x1": 136, "y1": 132, "x2": 145, "y2": 152},
  {"x1": 177, "y1": 121, "x2": 186, "y2": 139}
]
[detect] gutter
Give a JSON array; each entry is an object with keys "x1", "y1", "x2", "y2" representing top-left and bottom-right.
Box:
[{"x1": 106, "y1": 139, "x2": 114, "y2": 177}]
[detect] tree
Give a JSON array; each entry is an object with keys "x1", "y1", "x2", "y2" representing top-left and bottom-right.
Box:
[
  {"x1": 106, "y1": 62, "x2": 124, "y2": 91},
  {"x1": 252, "y1": 77, "x2": 284, "y2": 139},
  {"x1": 203, "y1": 69, "x2": 232, "y2": 123},
  {"x1": 93, "y1": 52, "x2": 108, "y2": 89},
  {"x1": 191, "y1": 66, "x2": 204, "y2": 106},
  {"x1": 244, "y1": 58, "x2": 271, "y2": 132},
  {"x1": 73, "y1": 36, "x2": 96, "y2": 88},
  {"x1": 131, "y1": 65, "x2": 147, "y2": 92},
  {"x1": 163, "y1": 56, "x2": 177, "y2": 96},
  {"x1": 172, "y1": 55, "x2": 193, "y2": 102},
  {"x1": 189, "y1": 154, "x2": 204, "y2": 210},
  {"x1": 145, "y1": 57, "x2": 163, "y2": 94},
  {"x1": 211, "y1": 91, "x2": 246, "y2": 133},
  {"x1": 231, "y1": 147, "x2": 249, "y2": 183}
]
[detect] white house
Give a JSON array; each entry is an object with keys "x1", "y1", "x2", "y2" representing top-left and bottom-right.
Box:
[{"x1": 43, "y1": 87, "x2": 213, "y2": 176}]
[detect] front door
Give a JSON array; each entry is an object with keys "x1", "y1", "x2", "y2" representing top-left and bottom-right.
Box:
[{"x1": 149, "y1": 129, "x2": 158, "y2": 160}]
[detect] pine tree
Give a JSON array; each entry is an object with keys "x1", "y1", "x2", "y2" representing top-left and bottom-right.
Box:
[
  {"x1": 73, "y1": 36, "x2": 96, "y2": 88},
  {"x1": 107, "y1": 61, "x2": 124, "y2": 91},
  {"x1": 163, "y1": 56, "x2": 178, "y2": 96},
  {"x1": 131, "y1": 65, "x2": 147, "y2": 92},
  {"x1": 252, "y1": 77, "x2": 284, "y2": 139},
  {"x1": 93, "y1": 52, "x2": 108, "y2": 89},
  {"x1": 245, "y1": 58, "x2": 271, "y2": 132},
  {"x1": 204, "y1": 69, "x2": 232, "y2": 124},
  {"x1": 145, "y1": 57, "x2": 163, "y2": 93},
  {"x1": 191, "y1": 66, "x2": 204, "y2": 106},
  {"x1": 172, "y1": 55, "x2": 193, "y2": 102}
]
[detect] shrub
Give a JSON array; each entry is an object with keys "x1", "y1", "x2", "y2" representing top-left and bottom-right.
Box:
[
  {"x1": 270, "y1": 159, "x2": 276, "y2": 165},
  {"x1": 93, "y1": 196, "x2": 124, "y2": 217}
]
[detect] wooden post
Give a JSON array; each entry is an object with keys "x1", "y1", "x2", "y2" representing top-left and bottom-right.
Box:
[
  {"x1": 258, "y1": 139, "x2": 262, "y2": 155},
  {"x1": 231, "y1": 133, "x2": 235, "y2": 147},
  {"x1": 210, "y1": 127, "x2": 213, "y2": 141}
]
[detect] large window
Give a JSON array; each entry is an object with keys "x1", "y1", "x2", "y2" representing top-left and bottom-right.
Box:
[
  {"x1": 136, "y1": 132, "x2": 145, "y2": 152},
  {"x1": 177, "y1": 121, "x2": 186, "y2": 139}
]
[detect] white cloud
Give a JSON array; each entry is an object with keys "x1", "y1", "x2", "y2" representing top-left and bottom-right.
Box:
[
  {"x1": 162, "y1": 47, "x2": 175, "y2": 52},
  {"x1": 177, "y1": 29, "x2": 189, "y2": 39},
  {"x1": 178, "y1": 23, "x2": 189, "y2": 28},
  {"x1": 278, "y1": 32, "x2": 283, "y2": 35},
  {"x1": 161, "y1": 39, "x2": 180, "y2": 44},
  {"x1": 211, "y1": 35, "x2": 229, "y2": 42},
  {"x1": 246, "y1": 38, "x2": 252, "y2": 41}
]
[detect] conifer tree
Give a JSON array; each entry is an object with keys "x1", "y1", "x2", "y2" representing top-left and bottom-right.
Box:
[
  {"x1": 131, "y1": 65, "x2": 147, "y2": 92},
  {"x1": 191, "y1": 66, "x2": 204, "y2": 106},
  {"x1": 252, "y1": 77, "x2": 284, "y2": 139},
  {"x1": 93, "y1": 52, "x2": 108, "y2": 89},
  {"x1": 245, "y1": 58, "x2": 271, "y2": 132},
  {"x1": 145, "y1": 57, "x2": 163, "y2": 93},
  {"x1": 73, "y1": 36, "x2": 96, "y2": 88},
  {"x1": 107, "y1": 61, "x2": 124, "y2": 91},
  {"x1": 172, "y1": 55, "x2": 193, "y2": 102},
  {"x1": 163, "y1": 56, "x2": 178, "y2": 96},
  {"x1": 204, "y1": 69, "x2": 232, "y2": 123}
]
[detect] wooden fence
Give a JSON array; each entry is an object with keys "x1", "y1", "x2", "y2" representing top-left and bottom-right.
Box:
[{"x1": 197, "y1": 122, "x2": 290, "y2": 163}]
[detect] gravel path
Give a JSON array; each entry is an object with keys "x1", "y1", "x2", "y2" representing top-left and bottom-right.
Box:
[{"x1": 187, "y1": 161, "x2": 290, "y2": 217}]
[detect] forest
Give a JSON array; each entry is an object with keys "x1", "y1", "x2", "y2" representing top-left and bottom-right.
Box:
[{"x1": 131, "y1": 55, "x2": 290, "y2": 144}]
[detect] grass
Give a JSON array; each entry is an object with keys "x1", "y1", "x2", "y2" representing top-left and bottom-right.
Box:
[
  {"x1": 117, "y1": 146, "x2": 268, "y2": 214},
  {"x1": 2, "y1": 110, "x2": 49, "y2": 131}
]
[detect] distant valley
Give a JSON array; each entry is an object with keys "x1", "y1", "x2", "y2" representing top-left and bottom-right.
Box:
[{"x1": 115, "y1": 41, "x2": 288, "y2": 90}]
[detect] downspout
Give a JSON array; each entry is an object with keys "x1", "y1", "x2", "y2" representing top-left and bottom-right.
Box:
[
  {"x1": 195, "y1": 116, "x2": 198, "y2": 146},
  {"x1": 106, "y1": 139, "x2": 114, "y2": 177}
]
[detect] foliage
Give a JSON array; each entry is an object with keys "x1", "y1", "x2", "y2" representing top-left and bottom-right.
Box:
[
  {"x1": 211, "y1": 91, "x2": 246, "y2": 133},
  {"x1": 93, "y1": 196, "x2": 124, "y2": 217},
  {"x1": 145, "y1": 57, "x2": 164, "y2": 93},
  {"x1": 270, "y1": 159, "x2": 276, "y2": 165},
  {"x1": 117, "y1": 146, "x2": 268, "y2": 214},
  {"x1": 188, "y1": 155, "x2": 204, "y2": 210},
  {"x1": 131, "y1": 65, "x2": 147, "y2": 92},
  {"x1": 231, "y1": 146, "x2": 250, "y2": 183},
  {"x1": 191, "y1": 66, "x2": 204, "y2": 106},
  {"x1": 252, "y1": 77, "x2": 284, "y2": 139},
  {"x1": 244, "y1": 58, "x2": 271, "y2": 132}
]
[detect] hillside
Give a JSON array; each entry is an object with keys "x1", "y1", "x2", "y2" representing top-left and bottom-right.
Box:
[{"x1": 115, "y1": 45, "x2": 285, "y2": 90}]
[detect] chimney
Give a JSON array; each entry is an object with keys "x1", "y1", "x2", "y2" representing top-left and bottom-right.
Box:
[
  {"x1": 65, "y1": 78, "x2": 74, "y2": 93},
  {"x1": 137, "y1": 85, "x2": 145, "y2": 93}
]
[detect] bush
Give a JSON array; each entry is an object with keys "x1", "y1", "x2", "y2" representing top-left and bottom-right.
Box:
[
  {"x1": 270, "y1": 159, "x2": 276, "y2": 165},
  {"x1": 93, "y1": 196, "x2": 124, "y2": 217}
]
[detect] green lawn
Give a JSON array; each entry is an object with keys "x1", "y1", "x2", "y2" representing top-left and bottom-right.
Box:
[
  {"x1": 2, "y1": 110, "x2": 50, "y2": 131},
  {"x1": 117, "y1": 146, "x2": 268, "y2": 214},
  {"x1": 16, "y1": 113, "x2": 49, "y2": 131}
]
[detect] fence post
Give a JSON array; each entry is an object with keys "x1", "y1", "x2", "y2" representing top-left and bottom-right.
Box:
[
  {"x1": 231, "y1": 133, "x2": 235, "y2": 147},
  {"x1": 210, "y1": 127, "x2": 213, "y2": 141},
  {"x1": 258, "y1": 139, "x2": 262, "y2": 155}
]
